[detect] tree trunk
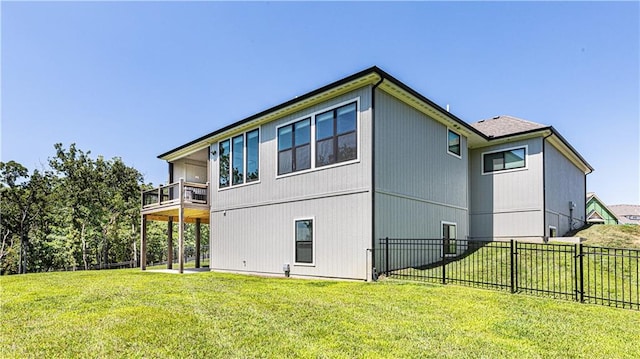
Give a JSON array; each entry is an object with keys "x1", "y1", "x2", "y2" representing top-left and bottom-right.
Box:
[
  {"x1": 81, "y1": 223, "x2": 88, "y2": 270},
  {"x1": 131, "y1": 223, "x2": 137, "y2": 268}
]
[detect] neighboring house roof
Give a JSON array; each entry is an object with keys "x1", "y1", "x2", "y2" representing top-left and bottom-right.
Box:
[
  {"x1": 470, "y1": 115, "x2": 547, "y2": 137},
  {"x1": 586, "y1": 192, "x2": 620, "y2": 224},
  {"x1": 609, "y1": 204, "x2": 640, "y2": 225}
]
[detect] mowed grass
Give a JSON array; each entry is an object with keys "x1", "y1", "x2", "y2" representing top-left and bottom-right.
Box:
[{"x1": 2, "y1": 270, "x2": 640, "y2": 358}]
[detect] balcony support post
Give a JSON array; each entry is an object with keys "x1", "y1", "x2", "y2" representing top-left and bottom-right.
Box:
[
  {"x1": 140, "y1": 214, "x2": 147, "y2": 271},
  {"x1": 178, "y1": 178, "x2": 185, "y2": 274},
  {"x1": 195, "y1": 218, "x2": 201, "y2": 268},
  {"x1": 167, "y1": 217, "x2": 173, "y2": 269}
]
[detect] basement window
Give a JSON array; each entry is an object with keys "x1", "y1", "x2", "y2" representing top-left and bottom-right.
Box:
[
  {"x1": 294, "y1": 219, "x2": 314, "y2": 265},
  {"x1": 442, "y1": 222, "x2": 457, "y2": 256}
]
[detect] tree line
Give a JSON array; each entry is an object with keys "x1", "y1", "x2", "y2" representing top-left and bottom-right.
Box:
[{"x1": 0, "y1": 143, "x2": 200, "y2": 275}]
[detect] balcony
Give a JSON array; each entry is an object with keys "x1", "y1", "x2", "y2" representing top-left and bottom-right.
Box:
[{"x1": 141, "y1": 179, "x2": 210, "y2": 224}]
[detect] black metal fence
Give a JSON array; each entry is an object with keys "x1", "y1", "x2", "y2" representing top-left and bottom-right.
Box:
[{"x1": 377, "y1": 238, "x2": 640, "y2": 310}]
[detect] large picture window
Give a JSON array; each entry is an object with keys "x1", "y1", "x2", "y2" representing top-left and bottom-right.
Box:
[
  {"x1": 295, "y1": 219, "x2": 313, "y2": 264},
  {"x1": 316, "y1": 103, "x2": 357, "y2": 167},
  {"x1": 483, "y1": 147, "x2": 526, "y2": 174},
  {"x1": 278, "y1": 118, "x2": 311, "y2": 175},
  {"x1": 276, "y1": 100, "x2": 358, "y2": 177},
  {"x1": 218, "y1": 129, "x2": 260, "y2": 188}
]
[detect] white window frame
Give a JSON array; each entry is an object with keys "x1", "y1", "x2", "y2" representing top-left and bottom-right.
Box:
[
  {"x1": 217, "y1": 126, "x2": 262, "y2": 190},
  {"x1": 441, "y1": 221, "x2": 457, "y2": 257},
  {"x1": 549, "y1": 226, "x2": 557, "y2": 237},
  {"x1": 293, "y1": 217, "x2": 315, "y2": 266},
  {"x1": 275, "y1": 97, "x2": 361, "y2": 179},
  {"x1": 446, "y1": 128, "x2": 462, "y2": 159},
  {"x1": 481, "y1": 145, "x2": 528, "y2": 175}
]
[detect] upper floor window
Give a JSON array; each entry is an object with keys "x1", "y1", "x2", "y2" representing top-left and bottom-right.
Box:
[
  {"x1": 278, "y1": 118, "x2": 311, "y2": 175},
  {"x1": 219, "y1": 128, "x2": 260, "y2": 189},
  {"x1": 246, "y1": 129, "x2": 259, "y2": 182},
  {"x1": 219, "y1": 140, "x2": 230, "y2": 188},
  {"x1": 447, "y1": 129, "x2": 461, "y2": 157},
  {"x1": 276, "y1": 99, "x2": 359, "y2": 177},
  {"x1": 316, "y1": 103, "x2": 357, "y2": 167},
  {"x1": 482, "y1": 146, "x2": 526, "y2": 174},
  {"x1": 232, "y1": 135, "x2": 244, "y2": 185}
]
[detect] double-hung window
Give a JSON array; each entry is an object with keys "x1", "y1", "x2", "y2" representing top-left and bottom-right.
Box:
[
  {"x1": 442, "y1": 222, "x2": 457, "y2": 256},
  {"x1": 219, "y1": 129, "x2": 260, "y2": 188},
  {"x1": 278, "y1": 119, "x2": 311, "y2": 175},
  {"x1": 316, "y1": 102, "x2": 357, "y2": 167},
  {"x1": 483, "y1": 147, "x2": 526, "y2": 174},
  {"x1": 295, "y1": 219, "x2": 313, "y2": 264}
]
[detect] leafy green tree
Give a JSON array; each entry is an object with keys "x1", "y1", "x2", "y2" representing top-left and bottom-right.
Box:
[{"x1": 0, "y1": 161, "x2": 52, "y2": 274}]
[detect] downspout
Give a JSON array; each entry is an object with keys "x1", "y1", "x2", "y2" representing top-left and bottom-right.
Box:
[
  {"x1": 371, "y1": 76, "x2": 384, "y2": 280},
  {"x1": 542, "y1": 132, "x2": 553, "y2": 237},
  {"x1": 582, "y1": 172, "x2": 591, "y2": 227}
]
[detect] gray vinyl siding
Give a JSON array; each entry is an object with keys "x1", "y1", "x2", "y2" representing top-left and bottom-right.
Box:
[
  {"x1": 544, "y1": 140, "x2": 586, "y2": 236},
  {"x1": 469, "y1": 138, "x2": 544, "y2": 238},
  {"x1": 373, "y1": 89, "x2": 469, "y2": 244},
  {"x1": 211, "y1": 87, "x2": 372, "y2": 210},
  {"x1": 209, "y1": 86, "x2": 373, "y2": 279},
  {"x1": 210, "y1": 192, "x2": 370, "y2": 280}
]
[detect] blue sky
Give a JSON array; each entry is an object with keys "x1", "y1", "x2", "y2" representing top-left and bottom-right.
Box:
[{"x1": 2, "y1": 1, "x2": 638, "y2": 205}]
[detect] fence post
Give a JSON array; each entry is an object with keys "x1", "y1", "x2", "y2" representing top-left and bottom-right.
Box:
[
  {"x1": 510, "y1": 239, "x2": 516, "y2": 293},
  {"x1": 385, "y1": 237, "x2": 389, "y2": 277},
  {"x1": 579, "y1": 243, "x2": 584, "y2": 303},
  {"x1": 442, "y1": 239, "x2": 446, "y2": 285}
]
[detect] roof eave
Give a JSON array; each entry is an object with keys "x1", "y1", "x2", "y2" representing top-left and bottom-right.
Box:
[
  {"x1": 158, "y1": 66, "x2": 385, "y2": 161},
  {"x1": 158, "y1": 66, "x2": 491, "y2": 161}
]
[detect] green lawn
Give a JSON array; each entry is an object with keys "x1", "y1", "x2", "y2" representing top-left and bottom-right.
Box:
[{"x1": 2, "y1": 270, "x2": 640, "y2": 358}]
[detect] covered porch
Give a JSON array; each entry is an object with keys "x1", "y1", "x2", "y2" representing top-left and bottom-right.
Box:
[{"x1": 140, "y1": 178, "x2": 210, "y2": 274}]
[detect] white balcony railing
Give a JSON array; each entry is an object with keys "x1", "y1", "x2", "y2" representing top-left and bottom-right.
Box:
[{"x1": 142, "y1": 179, "x2": 208, "y2": 209}]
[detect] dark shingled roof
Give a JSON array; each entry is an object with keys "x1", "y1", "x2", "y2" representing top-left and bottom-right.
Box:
[{"x1": 471, "y1": 115, "x2": 547, "y2": 137}]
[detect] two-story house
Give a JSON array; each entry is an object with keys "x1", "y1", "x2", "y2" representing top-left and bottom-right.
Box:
[{"x1": 140, "y1": 66, "x2": 592, "y2": 280}]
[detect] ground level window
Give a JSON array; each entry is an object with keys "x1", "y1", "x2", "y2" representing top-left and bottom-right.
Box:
[
  {"x1": 295, "y1": 219, "x2": 313, "y2": 264},
  {"x1": 442, "y1": 222, "x2": 457, "y2": 255},
  {"x1": 549, "y1": 226, "x2": 557, "y2": 237}
]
